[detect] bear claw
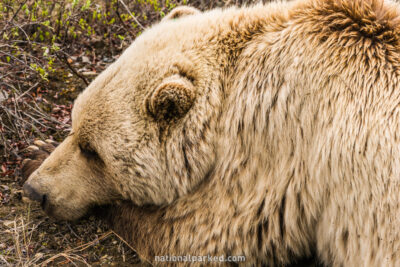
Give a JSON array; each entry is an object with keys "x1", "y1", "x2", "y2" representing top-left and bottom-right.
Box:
[
  {"x1": 26, "y1": 145, "x2": 39, "y2": 152},
  {"x1": 33, "y1": 140, "x2": 47, "y2": 147}
]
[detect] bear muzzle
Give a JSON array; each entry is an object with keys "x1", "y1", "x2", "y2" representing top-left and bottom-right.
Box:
[
  {"x1": 22, "y1": 178, "x2": 97, "y2": 221},
  {"x1": 23, "y1": 182, "x2": 48, "y2": 210}
]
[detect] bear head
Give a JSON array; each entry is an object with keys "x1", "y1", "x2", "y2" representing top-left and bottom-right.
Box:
[{"x1": 22, "y1": 6, "x2": 224, "y2": 220}]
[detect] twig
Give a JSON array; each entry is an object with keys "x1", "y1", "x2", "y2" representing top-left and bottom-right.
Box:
[
  {"x1": 111, "y1": 230, "x2": 154, "y2": 266},
  {"x1": 0, "y1": 0, "x2": 28, "y2": 37},
  {"x1": 40, "y1": 253, "x2": 90, "y2": 267},
  {"x1": 66, "y1": 223, "x2": 80, "y2": 239},
  {"x1": 25, "y1": 103, "x2": 68, "y2": 127},
  {"x1": 119, "y1": 0, "x2": 146, "y2": 30},
  {"x1": 115, "y1": 5, "x2": 134, "y2": 41},
  {"x1": 2, "y1": 105, "x2": 45, "y2": 139},
  {"x1": 39, "y1": 231, "x2": 113, "y2": 266},
  {"x1": 55, "y1": 52, "x2": 89, "y2": 86},
  {"x1": 15, "y1": 82, "x2": 39, "y2": 101},
  {"x1": 69, "y1": 231, "x2": 113, "y2": 252},
  {"x1": 13, "y1": 220, "x2": 22, "y2": 263},
  {"x1": 10, "y1": 21, "x2": 31, "y2": 45},
  {"x1": 0, "y1": 255, "x2": 9, "y2": 265}
]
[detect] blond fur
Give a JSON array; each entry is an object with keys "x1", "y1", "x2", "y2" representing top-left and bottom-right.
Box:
[{"x1": 24, "y1": 0, "x2": 400, "y2": 266}]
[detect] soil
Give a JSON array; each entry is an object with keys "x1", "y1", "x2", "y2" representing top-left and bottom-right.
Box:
[{"x1": 0, "y1": 182, "x2": 142, "y2": 266}]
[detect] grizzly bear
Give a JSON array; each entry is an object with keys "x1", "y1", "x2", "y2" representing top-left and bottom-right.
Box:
[{"x1": 22, "y1": 0, "x2": 400, "y2": 266}]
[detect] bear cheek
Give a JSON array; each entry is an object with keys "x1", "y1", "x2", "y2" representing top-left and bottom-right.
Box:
[
  {"x1": 42, "y1": 174, "x2": 111, "y2": 221},
  {"x1": 49, "y1": 170, "x2": 113, "y2": 217}
]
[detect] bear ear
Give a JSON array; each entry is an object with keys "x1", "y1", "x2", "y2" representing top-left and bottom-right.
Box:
[
  {"x1": 162, "y1": 6, "x2": 200, "y2": 21},
  {"x1": 146, "y1": 75, "x2": 196, "y2": 122}
]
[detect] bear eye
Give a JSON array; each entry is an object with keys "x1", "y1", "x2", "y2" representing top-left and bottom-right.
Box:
[{"x1": 79, "y1": 142, "x2": 100, "y2": 160}]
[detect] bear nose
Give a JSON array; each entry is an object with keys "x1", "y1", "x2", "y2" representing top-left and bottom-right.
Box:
[{"x1": 23, "y1": 183, "x2": 44, "y2": 203}]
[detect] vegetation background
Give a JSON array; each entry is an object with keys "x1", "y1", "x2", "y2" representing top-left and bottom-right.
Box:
[{"x1": 0, "y1": 0, "x2": 263, "y2": 265}]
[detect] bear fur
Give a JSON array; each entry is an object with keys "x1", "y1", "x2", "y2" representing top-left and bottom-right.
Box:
[{"x1": 22, "y1": 0, "x2": 400, "y2": 266}]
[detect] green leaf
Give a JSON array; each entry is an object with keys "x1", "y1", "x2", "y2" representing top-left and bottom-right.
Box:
[
  {"x1": 81, "y1": 0, "x2": 91, "y2": 11},
  {"x1": 72, "y1": 0, "x2": 80, "y2": 9},
  {"x1": 22, "y1": 3, "x2": 29, "y2": 15}
]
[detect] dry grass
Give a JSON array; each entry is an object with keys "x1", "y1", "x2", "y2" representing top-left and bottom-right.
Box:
[{"x1": 0, "y1": 200, "x2": 143, "y2": 266}]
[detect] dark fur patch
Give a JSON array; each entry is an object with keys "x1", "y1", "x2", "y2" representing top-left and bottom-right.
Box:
[
  {"x1": 182, "y1": 128, "x2": 192, "y2": 178},
  {"x1": 309, "y1": 0, "x2": 400, "y2": 40},
  {"x1": 257, "y1": 222, "x2": 264, "y2": 250},
  {"x1": 342, "y1": 229, "x2": 349, "y2": 250},
  {"x1": 257, "y1": 199, "x2": 265, "y2": 218},
  {"x1": 279, "y1": 195, "x2": 286, "y2": 240}
]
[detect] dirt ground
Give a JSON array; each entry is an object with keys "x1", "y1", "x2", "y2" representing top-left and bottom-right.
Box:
[{"x1": 0, "y1": 185, "x2": 143, "y2": 266}]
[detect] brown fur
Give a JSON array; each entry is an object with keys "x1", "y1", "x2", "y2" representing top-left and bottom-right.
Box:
[{"x1": 23, "y1": 0, "x2": 400, "y2": 266}]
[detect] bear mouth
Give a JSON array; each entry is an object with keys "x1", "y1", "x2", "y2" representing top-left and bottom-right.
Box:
[
  {"x1": 40, "y1": 194, "x2": 48, "y2": 210},
  {"x1": 40, "y1": 198, "x2": 92, "y2": 221},
  {"x1": 89, "y1": 204, "x2": 112, "y2": 218}
]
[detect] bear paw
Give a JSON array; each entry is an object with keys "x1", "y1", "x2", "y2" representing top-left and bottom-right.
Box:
[{"x1": 21, "y1": 139, "x2": 58, "y2": 184}]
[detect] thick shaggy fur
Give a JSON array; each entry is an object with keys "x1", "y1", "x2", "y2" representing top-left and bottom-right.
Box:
[{"x1": 23, "y1": 0, "x2": 400, "y2": 266}]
